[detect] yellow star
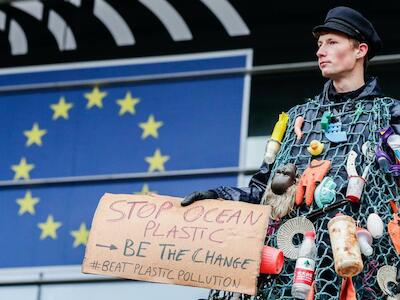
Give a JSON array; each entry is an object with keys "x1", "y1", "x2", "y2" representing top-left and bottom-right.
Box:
[
  {"x1": 134, "y1": 183, "x2": 157, "y2": 195},
  {"x1": 38, "y1": 215, "x2": 62, "y2": 240},
  {"x1": 23, "y1": 123, "x2": 47, "y2": 146},
  {"x1": 84, "y1": 86, "x2": 107, "y2": 109},
  {"x1": 70, "y1": 223, "x2": 90, "y2": 247},
  {"x1": 145, "y1": 148, "x2": 170, "y2": 172},
  {"x1": 16, "y1": 191, "x2": 40, "y2": 216},
  {"x1": 50, "y1": 97, "x2": 73, "y2": 120},
  {"x1": 139, "y1": 115, "x2": 163, "y2": 139},
  {"x1": 11, "y1": 157, "x2": 34, "y2": 180},
  {"x1": 116, "y1": 92, "x2": 140, "y2": 116}
]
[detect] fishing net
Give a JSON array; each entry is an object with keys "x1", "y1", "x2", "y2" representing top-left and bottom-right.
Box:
[{"x1": 208, "y1": 97, "x2": 400, "y2": 299}]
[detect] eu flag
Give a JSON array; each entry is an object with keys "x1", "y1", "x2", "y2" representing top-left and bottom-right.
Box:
[{"x1": 0, "y1": 50, "x2": 251, "y2": 268}]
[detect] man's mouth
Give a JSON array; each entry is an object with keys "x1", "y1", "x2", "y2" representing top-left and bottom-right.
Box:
[{"x1": 319, "y1": 61, "x2": 329, "y2": 67}]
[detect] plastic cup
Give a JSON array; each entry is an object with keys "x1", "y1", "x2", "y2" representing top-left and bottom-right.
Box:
[
  {"x1": 346, "y1": 176, "x2": 365, "y2": 203},
  {"x1": 259, "y1": 245, "x2": 284, "y2": 274}
]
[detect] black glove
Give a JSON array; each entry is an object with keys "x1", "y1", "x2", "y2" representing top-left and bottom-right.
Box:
[{"x1": 181, "y1": 190, "x2": 218, "y2": 206}]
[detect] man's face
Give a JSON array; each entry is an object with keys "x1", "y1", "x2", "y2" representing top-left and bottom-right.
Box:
[{"x1": 316, "y1": 32, "x2": 360, "y2": 79}]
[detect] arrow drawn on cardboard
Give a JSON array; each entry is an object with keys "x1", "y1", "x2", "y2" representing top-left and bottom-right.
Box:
[{"x1": 96, "y1": 243, "x2": 118, "y2": 250}]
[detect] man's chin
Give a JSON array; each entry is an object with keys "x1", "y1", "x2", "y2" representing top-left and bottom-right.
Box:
[{"x1": 321, "y1": 70, "x2": 335, "y2": 79}]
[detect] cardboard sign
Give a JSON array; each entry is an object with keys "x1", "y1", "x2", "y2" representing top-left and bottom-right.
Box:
[{"x1": 82, "y1": 193, "x2": 270, "y2": 295}]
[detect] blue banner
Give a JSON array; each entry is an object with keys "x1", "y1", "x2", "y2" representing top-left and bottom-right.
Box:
[{"x1": 0, "y1": 51, "x2": 251, "y2": 268}]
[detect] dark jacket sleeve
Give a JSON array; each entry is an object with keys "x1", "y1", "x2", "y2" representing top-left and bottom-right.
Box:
[
  {"x1": 390, "y1": 99, "x2": 400, "y2": 134},
  {"x1": 210, "y1": 161, "x2": 272, "y2": 204}
]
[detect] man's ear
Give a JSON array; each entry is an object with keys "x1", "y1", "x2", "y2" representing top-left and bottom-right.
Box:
[{"x1": 357, "y1": 43, "x2": 369, "y2": 59}]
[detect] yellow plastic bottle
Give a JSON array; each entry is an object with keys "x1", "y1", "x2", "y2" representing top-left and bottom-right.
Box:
[
  {"x1": 271, "y1": 112, "x2": 289, "y2": 142},
  {"x1": 264, "y1": 112, "x2": 289, "y2": 164}
]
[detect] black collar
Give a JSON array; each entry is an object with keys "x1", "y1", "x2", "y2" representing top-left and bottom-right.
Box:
[
  {"x1": 328, "y1": 82, "x2": 366, "y2": 103},
  {"x1": 320, "y1": 77, "x2": 384, "y2": 103}
]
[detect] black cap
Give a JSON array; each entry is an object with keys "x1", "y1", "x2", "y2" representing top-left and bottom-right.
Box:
[{"x1": 312, "y1": 6, "x2": 382, "y2": 58}]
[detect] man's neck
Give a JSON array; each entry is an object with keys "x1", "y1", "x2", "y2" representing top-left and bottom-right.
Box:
[
  {"x1": 332, "y1": 67, "x2": 365, "y2": 93},
  {"x1": 333, "y1": 76, "x2": 365, "y2": 93}
]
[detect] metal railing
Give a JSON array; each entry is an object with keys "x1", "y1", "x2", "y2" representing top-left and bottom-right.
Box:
[
  {"x1": 0, "y1": 52, "x2": 397, "y2": 95},
  {"x1": 0, "y1": 166, "x2": 259, "y2": 188}
]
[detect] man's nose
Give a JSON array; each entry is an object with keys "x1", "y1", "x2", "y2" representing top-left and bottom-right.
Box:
[{"x1": 316, "y1": 45, "x2": 326, "y2": 58}]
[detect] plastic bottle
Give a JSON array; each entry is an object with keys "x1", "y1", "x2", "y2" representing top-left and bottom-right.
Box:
[{"x1": 291, "y1": 231, "x2": 317, "y2": 299}]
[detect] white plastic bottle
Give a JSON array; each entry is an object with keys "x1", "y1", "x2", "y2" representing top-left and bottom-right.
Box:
[{"x1": 291, "y1": 231, "x2": 317, "y2": 299}]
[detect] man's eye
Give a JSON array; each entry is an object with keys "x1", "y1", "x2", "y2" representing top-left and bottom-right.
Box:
[{"x1": 329, "y1": 41, "x2": 337, "y2": 45}]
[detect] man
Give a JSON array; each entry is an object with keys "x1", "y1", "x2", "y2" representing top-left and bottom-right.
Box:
[{"x1": 182, "y1": 7, "x2": 400, "y2": 299}]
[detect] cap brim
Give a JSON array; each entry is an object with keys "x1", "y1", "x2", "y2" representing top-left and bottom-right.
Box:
[{"x1": 312, "y1": 21, "x2": 357, "y2": 39}]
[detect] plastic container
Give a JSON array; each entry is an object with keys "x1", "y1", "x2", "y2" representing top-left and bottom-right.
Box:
[
  {"x1": 259, "y1": 246, "x2": 284, "y2": 274},
  {"x1": 264, "y1": 139, "x2": 281, "y2": 164},
  {"x1": 291, "y1": 231, "x2": 317, "y2": 299},
  {"x1": 328, "y1": 214, "x2": 363, "y2": 277},
  {"x1": 346, "y1": 176, "x2": 365, "y2": 203}
]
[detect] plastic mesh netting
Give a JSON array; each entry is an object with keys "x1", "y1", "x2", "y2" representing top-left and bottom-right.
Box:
[{"x1": 209, "y1": 97, "x2": 400, "y2": 300}]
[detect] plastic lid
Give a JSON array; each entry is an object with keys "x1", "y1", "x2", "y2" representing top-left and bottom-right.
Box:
[
  {"x1": 305, "y1": 231, "x2": 316, "y2": 239},
  {"x1": 259, "y1": 246, "x2": 284, "y2": 274}
]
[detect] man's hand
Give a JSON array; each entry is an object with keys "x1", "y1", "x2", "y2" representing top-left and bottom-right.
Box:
[{"x1": 181, "y1": 190, "x2": 218, "y2": 206}]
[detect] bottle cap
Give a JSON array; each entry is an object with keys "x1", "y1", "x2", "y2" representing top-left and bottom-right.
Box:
[{"x1": 259, "y1": 246, "x2": 284, "y2": 274}]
